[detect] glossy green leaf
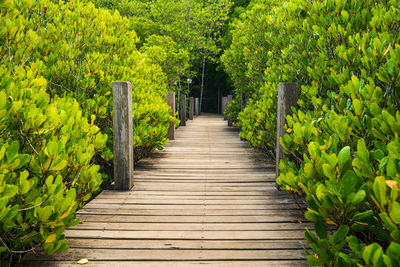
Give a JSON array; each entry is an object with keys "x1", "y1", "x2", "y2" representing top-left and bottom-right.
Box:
[
  {"x1": 315, "y1": 220, "x2": 328, "y2": 239},
  {"x1": 6, "y1": 141, "x2": 19, "y2": 163},
  {"x1": 338, "y1": 146, "x2": 350, "y2": 170}
]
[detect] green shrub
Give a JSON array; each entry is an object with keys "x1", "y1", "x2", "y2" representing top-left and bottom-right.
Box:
[
  {"x1": 223, "y1": 0, "x2": 400, "y2": 265},
  {"x1": 25, "y1": 0, "x2": 175, "y2": 161},
  {"x1": 0, "y1": 0, "x2": 176, "y2": 264},
  {"x1": 0, "y1": 63, "x2": 107, "y2": 264}
]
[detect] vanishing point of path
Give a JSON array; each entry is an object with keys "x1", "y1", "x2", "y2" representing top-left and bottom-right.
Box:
[{"x1": 25, "y1": 114, "x2": 308, "y2": 266}]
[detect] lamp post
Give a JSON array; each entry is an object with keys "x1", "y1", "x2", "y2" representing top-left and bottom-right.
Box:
[{"x1": 187, "y1": 78, "x2": 192, "y2": 92}]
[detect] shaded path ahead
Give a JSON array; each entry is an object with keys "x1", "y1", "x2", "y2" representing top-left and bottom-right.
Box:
[{"x1": 25, "y1": 114, "x2": 308, "y2": 266}]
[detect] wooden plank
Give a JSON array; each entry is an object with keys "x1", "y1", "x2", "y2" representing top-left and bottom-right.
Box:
[
  {"x1": 65, "y1": 238, "x2": 309, "y2": 249},
  {"x1": 132, "y1": 172, "x2": 275, "y2": 178},
  {"x1": 95, "y1": 194, "x2": 296, "y2": 200},
  {"x1": 138, "y1": 162, "x2": 272, "y2": 167},
  {"x1": 26, "y1": 248, "x2": 307, "y2": 261},
  {"x1": 69, "y1": 222, "x2": 311, "y2": 231},
  {"x1": 100, "y1": 190, "x2": 288, "y2": 196},
  {"x1": 78, "y1": 209, "x2": 305, "y2": 216},
  {"x1": 134, "y1": 169, "x2": 275, "y2": 174},
  {"x1": 132, "y1": 186, "x2": 281, "y2": 192},
  {"x1": 64, "y1": 230, "x2": 306, "y2": 240},
  {"x1": 149, "y1": 150, "x2": 267, "y2": 156},
  {"x1": 133, "y1": 182, "x2": 278, "y2": 189},
  {"x1": 137, "y1": 162, "x2": 272, "y2": 167},
  {"x1": 135, "y1": 166, "x2": 273, "y2": 170},
  {"x1": 132, "y1": 182, "x2": 278, "y2": 189},
  {"x1": 158, "y1": 148, "x2": 262, "y2": 152},
  {"x1": 77, "y1": 215, "x2": 305, "y2": 223},
  {"x1": 91, "y1": 199, "x2": 298, "y2": 205},
  {"x1": 83, "y1": 203, "x2": 303, "y2": 210},
  {"x1": 133, "y1": 178, "x2": 277, "y2": 183},
  {"x1": 22, "y1": 260, "x2": 308, "y2": 267}
]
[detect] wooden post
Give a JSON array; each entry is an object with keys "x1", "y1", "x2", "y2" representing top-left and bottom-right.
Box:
[
  {"x1": 241, "y1": 92, "x2": 250, "y2": 112},
  {"x1": 180, "y1": 94, "x2": 186, "y2": 126},
  {"x1": 195, "y1": 97, "x2": 199, "y2": 116},
  {"x1": 167, "y1": 91, "x2": 175, "y2": 140},
  {"x1": 276, "y1": 83, "x2": 299, "y2": 178},
  {"x1": 189, "y1": 97, "x2": 194, "y2": 120},
  {"x1": 113, "y1": 81, "x2": 134, "y2": 190},
  {"x1": 218, "y1": 87, "x2": 221, "y2": 114},
  {"x1": 222, "y1": 96, "x2": 228, "y2": 120},
  {"x1": 240, "y1": 93, "x2": 250, "y2": 141},
  {"x1": 227, "y1": 95, "x2": 233, "y2": 126}
]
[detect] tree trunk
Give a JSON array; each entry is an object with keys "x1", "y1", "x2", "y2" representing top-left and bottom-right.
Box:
[{"x1": 199, "y1": 56, "x2": 206, "y2": 114}]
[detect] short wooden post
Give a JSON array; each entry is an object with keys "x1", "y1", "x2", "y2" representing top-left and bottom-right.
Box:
[
  {"x1": 189, "y1": 97, "x2": 194, "y2": 120},
  {"x1": 241, "y1": 92, "x2": 250, "y2": 112},
  {"x1": 240, "y1": 93, "x2": 250, "y2": 140},
  {"x1": 180, "y1": 94, "x2": 187, "y2": 126},
  {"x1": 195, "y1": 97, "x2": 199, "y2": 115},
  {"x1": 276, "y1": 83, "x2": 299, "y2": 178},
  {"x1": 218, "y1": 87, "x2": 222, "y2": 114},
  {"x1": 222, "y1": 96, "x2": 228, "y2": 120},
  {"x1": 167, "y1": 91, "x2": 175, "y2": 140},
  {"x1": 113, "y1": 81, "x2": 134, "y2": 190},
  {"x1": 227, "y1": 95, "x2": 233, "y2": 126}
]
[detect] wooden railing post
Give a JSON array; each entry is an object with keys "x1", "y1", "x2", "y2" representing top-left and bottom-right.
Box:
[
  {"x1": 222, "y1": 96, "x2": 228, "y2": 120},
  {"x1": 218, "y1": 87, "x2": 222, "y2": 114},
  {"x1": 189, "y1": 97, "x2": 194, "y2": 120},
  {"x1": 113, "y1": 81, "x2": 134, "y2": 190},
  {"x1": 240, "y1": 93, "x2": 250, "y2": 140},
  {"x1": 167, "y1": 91, "x2": 175, "y2": 140},
  {"x1": 180, "y1": 94, "x2": 187, "y2": 126},
  {"x1": 195, "y1": 97, "x2": 199, "y2": 116},
  {"x1": 241, "y1": 92, "x2": 249, "y2": 112},
  {"x1": 227, "y1": 94, "x2": 233, "y2": 126},
  {"x1": 276, "y1": 83, "x2": 299, "y2": 178}
]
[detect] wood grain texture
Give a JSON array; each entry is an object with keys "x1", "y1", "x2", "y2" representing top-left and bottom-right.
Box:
[
  {"x1": 167, "y1": 91, "x2": 176, "y2": 140},
  {"x1": 22, "y1": 114, "x2": 307, "y2": 267},
  {"x1": 112, "y1": 81, "x2": 134, "y2": 190}
]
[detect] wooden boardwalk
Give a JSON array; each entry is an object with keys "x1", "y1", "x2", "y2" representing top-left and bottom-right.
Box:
[{"x1": 24, "y1": 114, "x2": 308, "y2": 266}]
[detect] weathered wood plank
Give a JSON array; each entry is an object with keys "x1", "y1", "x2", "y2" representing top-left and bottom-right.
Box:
[
  {"x1": 65, "y1": 238, "x2": 309, "y2": 249},
  {"x1": 26, "y1": 248, "x2": 307, "y2": 261},
  {"x1": 77, "y1": 215, "x2": 305, "y2": 223},
  {"x1": 22, "y1": 260, "x2": 308, "y2": 267},
  {"x1": 132, "y1": 185, "x2": 281, "y2": 192},
  {"x1": 90, "y1": 198, "x2": 298, "y2": 205},
  {"x1": 83, "y1": 203, "x2": 303, "y2": 210},
  {"x1": 95, "y1": 193, "x2": 295, "y2": 200},
  {"x1": 69, "y1": 222, "x2": 311, "y2": 231},
  {"x1": 64, "y1": 230, "x2": 307, "y2": 240},
  {"x1": 100, "y1": 190, "x2": 288, "y2": 196},
  {"x1": 133, "y1": 178, "x2": 277, "y2": 183},
  {"x1": 78, "y1": 209, "x2": 305, "y2": 216},
  {"x1": 131, "y1": 172, "x2": 276, "y2": 177}
]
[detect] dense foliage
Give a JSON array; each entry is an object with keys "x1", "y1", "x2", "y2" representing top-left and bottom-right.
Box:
[
  {"x1": 90, "y1": 0, "x2": 232, "y2": 110},
  {"x1": 223, "y1": 0, "x2": 400, "y2": 265},
  {"x1": 0, "y1": 0, "x2": 176, "y2": 264}
]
